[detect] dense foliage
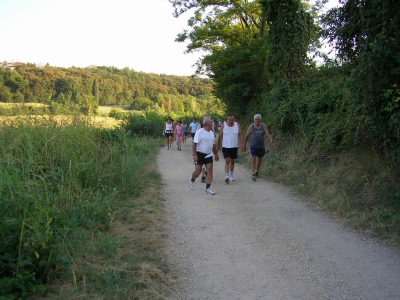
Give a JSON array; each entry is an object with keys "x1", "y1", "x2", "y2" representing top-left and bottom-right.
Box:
[
  {"x1": 321, "y1": 0, "x2": 400, "y2": 158},
  {"x1": 0, "y1": 64, "x2": 224, "y2": 116}
]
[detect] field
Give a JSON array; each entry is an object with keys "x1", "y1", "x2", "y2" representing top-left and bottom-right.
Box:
[
  {"x1": 96, "y1": 105, "x2": 131, "y2": 116},
  {"x1": 0, "y1": 103, "x2": 124, "y2": 128},
  {"x1": 0, "y1": 114, "x2": 121, "y2": 128}
]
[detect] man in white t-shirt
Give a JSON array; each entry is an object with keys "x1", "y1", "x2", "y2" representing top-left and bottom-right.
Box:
[
  {"x1": 197, "y1": 114, "x2": 216, "y2": 183},
  {"x1": 189, "y1": 119, "x2": 219, "y2": 195}
]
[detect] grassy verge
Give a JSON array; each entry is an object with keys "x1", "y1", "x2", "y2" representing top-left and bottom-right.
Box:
[
  {"x1": 0, "y1": 117, "x2": 173, "y2": 299},
  {"x1": 51, "y1": 145, "x2": 172, "y2": 299},
  {"x1": 238, "y1": 133, "x2": 400, "y2": 249}
]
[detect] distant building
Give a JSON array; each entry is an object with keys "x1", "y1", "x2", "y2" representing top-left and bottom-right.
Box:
[{"x1": 0, "y1": 61, "x2": 24, "y2": 70}]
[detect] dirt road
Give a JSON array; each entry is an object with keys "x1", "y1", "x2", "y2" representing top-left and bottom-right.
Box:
[{"x1": 158, "y1": 141, "x2": 400, "y2": 300}]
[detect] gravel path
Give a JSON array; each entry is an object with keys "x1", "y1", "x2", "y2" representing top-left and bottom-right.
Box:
[{"x1": 158, "y1": 141, "x2": 400, "y2": 300}]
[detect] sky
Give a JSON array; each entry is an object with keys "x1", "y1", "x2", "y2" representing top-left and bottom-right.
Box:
[
  {"x1": 0, "y1": 0, "x2": 202, "y2": 76},
  {"x1": 0, "y1": 0, "x2": 339, "y2": 77}
]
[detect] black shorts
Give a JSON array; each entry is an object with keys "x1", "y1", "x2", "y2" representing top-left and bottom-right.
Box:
[
  {"x1": 195, "y1": 152, "x2": 213, "y2": 166},
  {"x1": 165, "y1": 130, "x2": 173, "y2": 137},
  {"x1": 222, "y1": 147, "x2": 238, "y2": 159},
  {"x1": 191, "y1": 133, "x2": 196, "y2": 138}
]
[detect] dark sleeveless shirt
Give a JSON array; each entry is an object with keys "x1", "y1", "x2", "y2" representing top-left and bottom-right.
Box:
[{"x1": 250, "y1": 123, "x2": 265, "y2": 148}]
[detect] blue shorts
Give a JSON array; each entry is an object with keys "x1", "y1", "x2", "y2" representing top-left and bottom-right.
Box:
[{"x1": 250, "y1": 147, "x2": 265, "y2": 158}]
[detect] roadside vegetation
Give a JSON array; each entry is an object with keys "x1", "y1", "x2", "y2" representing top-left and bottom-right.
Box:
[
  {"x1": 0, "y1": 115, "x2": 175, "y2": 299},
  {"x1": 1, "y1": 110, "x2": 399, "y2": 300}
]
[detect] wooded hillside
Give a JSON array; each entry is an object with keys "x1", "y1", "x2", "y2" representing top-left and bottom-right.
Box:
[{"x1": 0, "y1": 63, "x2": 223, "y2": 115}]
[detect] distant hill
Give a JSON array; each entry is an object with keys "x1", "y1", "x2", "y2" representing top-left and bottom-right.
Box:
[{"x1": 0, "y1": 62, "x2": 224, "y2": 115}]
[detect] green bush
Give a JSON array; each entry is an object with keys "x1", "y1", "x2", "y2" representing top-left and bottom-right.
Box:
[{"x1": 122, "y1": 111, "x2": 167, "y2": 138}]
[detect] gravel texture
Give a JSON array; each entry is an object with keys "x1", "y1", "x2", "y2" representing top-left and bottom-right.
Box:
[{"x1": 158, "y1": 141, "x2": 400, "y2": 300}]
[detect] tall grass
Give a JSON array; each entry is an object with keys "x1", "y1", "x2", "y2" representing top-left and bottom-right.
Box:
[{"x1": 0, "y1": 117, "x2": 166, "y2": 298}]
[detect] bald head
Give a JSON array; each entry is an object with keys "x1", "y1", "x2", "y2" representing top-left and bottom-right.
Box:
[{"x1": 203, "y1": 119, "x2": 213, "y2": 127}]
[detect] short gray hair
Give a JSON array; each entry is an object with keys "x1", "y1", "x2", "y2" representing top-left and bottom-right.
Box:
[{"x1": 254, "y1": 114, "x2": 262, "y2": 120}]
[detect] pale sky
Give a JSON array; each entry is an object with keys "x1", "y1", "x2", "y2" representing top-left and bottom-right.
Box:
[
  {"x1": 0, "y1": 0, "x2": 339, "y2": 76},
  {"x1": 0, "y1": 0, "x2": 202, "y2": 76}
]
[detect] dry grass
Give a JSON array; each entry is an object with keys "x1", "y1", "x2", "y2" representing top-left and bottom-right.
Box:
[
  {"x1": 97, "y1": 105, "x2": 131, "y2": 116},
  {"x1": 0, "y1": 115, "x2": 121, "y2": 129},
  {"x1": 0, "y1": 102, "x2": 48, "y2": 108},
  {"x1": 0, "y1": 103, "x2": 129, "y2": 127},
  {"x1": 90, "y1": 115, "x2": 122, "y2": 128}
]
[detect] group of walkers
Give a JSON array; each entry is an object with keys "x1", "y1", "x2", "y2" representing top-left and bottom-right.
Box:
[
  {"x1": 163, "y1": 113, "x2": 273, "y2": 195},
  {"x1": 162, "y1": 117, "x2": 189, "y2": 151},
  {"x1": 188, "y1": 113, "x2": 273, "y2": 195}
]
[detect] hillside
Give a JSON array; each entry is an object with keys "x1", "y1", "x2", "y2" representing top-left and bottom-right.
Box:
[{"x1": 0, "y1": 62, "x2": 224, "y2": 115}]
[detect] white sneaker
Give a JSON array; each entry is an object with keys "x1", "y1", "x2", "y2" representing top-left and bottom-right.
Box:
[
  {"x1": 205, "y1": 188, "x2": 215, "y2": 195},
  {"x1": 229, "y1": 174, "x2": 235, "y2": 181},
  {"x1": 225, "y1": 176, "x2": 230, "y2": 184},
  {"x1": 189, "y1": 180, "x2": 194, "y2": 190}
]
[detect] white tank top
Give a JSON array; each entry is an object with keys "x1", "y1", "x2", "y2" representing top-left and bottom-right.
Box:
[
  {"x1": 222, "y1": 122, "x2": 239, "y2": 148},
  {"x1": 165, "y1": 123, "x2": 173, "y2": 133}
]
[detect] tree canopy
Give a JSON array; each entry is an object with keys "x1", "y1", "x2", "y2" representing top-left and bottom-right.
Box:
[{"x1": 169, "y1": 0, "x2": 318, "y2": 115}]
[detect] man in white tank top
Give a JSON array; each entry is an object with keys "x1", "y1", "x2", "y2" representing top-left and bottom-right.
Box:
[{"x1": 217, "y1": 113, "x2": 243, "y2": 183}]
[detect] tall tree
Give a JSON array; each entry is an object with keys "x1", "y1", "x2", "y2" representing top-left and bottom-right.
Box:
[
  {"x1": 91, "y1": 78, "x2": 99, "y2": 103},
  {"x1": 169, "y1": 0, "x2": 318, "y2": 116},
  {"x1": 169, "y1": 0, "x2": 266, "y2": 115},
  {"x1": 260, "y1": 0, "x2": 317, "y2": 84}
]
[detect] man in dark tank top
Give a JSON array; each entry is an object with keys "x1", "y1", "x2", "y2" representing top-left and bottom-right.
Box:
[{"x1": 242, "y1": 114, "x2": 273, "y2": 181}]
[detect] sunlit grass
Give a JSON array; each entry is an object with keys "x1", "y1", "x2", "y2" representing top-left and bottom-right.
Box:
[
  {"x1": 0, "y1": 114, "x2": 121, "y2": 128},
  {"x1": 0, "y1": 102, "x2": 48, "y2": 108},
  {"x1": 97, "y1": 105, "x2": 130, "y2": 116}
]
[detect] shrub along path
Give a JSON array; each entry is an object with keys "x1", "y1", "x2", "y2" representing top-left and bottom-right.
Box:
[{"x1": 158, "y1": 140, "x2": 400, "y2": 299}]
